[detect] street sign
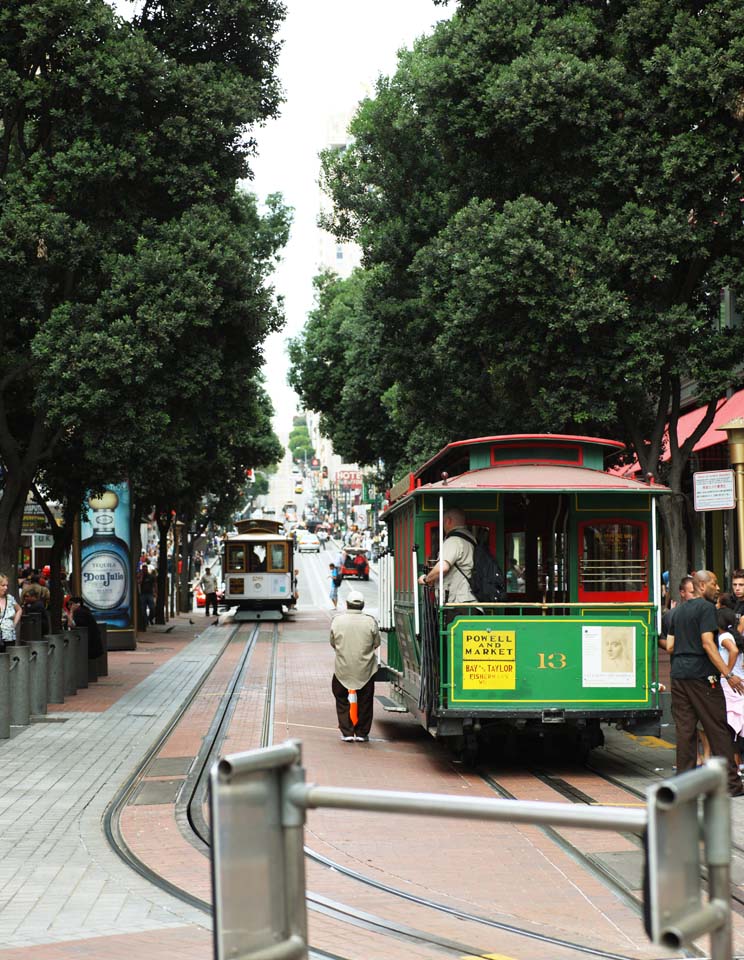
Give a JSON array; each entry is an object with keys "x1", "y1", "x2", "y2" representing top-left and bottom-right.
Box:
[
  {"x1": 336, "y1": 470, "x2": 362, "y2": 487},
  {"x1": 22, "y1": 502, "x2": 51, "y2": 534},
  {"x1": 693, "y1": 470, "x2": 735, "y2": 512}
]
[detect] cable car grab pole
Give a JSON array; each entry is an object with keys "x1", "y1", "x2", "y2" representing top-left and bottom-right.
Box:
[{"x1": 439, "y1": 497, "x2": 444, "y2": 603}]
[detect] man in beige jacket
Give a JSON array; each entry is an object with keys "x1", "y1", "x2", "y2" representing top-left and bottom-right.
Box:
[{"x1": 330, "y1": 590, "x2": 381, "y2": 742}]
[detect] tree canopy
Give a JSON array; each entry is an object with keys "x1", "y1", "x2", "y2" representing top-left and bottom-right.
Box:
[
  {"x1": 289, "y1": 0, "x2": 744, "y2": 581},
  {"x1": 0, "y1": 0, "x2": 287, "y2": 574},
  {"x1": 291, "y1": 0, "x2": 744, "y2": 475}
]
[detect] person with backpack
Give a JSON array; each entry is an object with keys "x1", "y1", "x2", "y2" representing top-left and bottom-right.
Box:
[
  {"x1": 329, "y1": 562, "x2": 342, "y2": 609},
  {"x1": 417, "y1": 507, "x2": 477, "y2": 604}
]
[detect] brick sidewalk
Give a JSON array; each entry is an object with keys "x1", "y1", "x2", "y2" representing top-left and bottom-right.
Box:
[
  {"x1": 0, "y1": 614, "x2": 226, "y2": 956},
  {"x1": 1, "y1": 605, "x2": 736, "y2": 960}
]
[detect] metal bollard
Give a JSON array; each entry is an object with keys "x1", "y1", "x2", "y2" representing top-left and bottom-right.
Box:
[
  {"x1": 63, "y1": 632, "x2": 78, "y2": 697},
  {"x1": 28, "y1": 640, "x2": 49, "y2": 716},
  {"x1": 0, "y1": 652, "x2": 9, "y2": 738},
  {"x1": 19, "y1": 613, "x2": 41, "y2": 645},
  {"x1": 72, "y1": 627, "x2": 88, "y2": 690},
  {"x1": 95, "y1": 623, "x2": 109, "y2": 678},
  {"x1": 9, "y1": 644, "x2": 30, "y2": 725},
  {"x1": 46, "y1": 634, "x2": 65, "y2": 704}
]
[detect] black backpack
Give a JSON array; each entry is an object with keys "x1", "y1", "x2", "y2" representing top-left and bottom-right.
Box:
[
  {"x1": 333, "y1": 569, "x2": 344, "y2": 588},
  {"x1": 448, "y1": 531, "x2": 507, "y2": 602}
]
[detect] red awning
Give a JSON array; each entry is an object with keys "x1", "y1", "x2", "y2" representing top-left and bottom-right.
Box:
[{"x1": 663, "y1": 387, "x2": 744, "y2": 458}]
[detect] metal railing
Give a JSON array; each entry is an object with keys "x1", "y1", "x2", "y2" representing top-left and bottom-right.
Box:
[{"x1": 210, "y1": 741, "x2": 733, "y2": 960}]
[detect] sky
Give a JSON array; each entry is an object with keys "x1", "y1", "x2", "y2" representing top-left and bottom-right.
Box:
[
  {"x1": 113, "y1": 0, "x2": 449, "y2": 440},
  {"x1": 248, "y1": 1, "x2": 449, "y2": 437}
]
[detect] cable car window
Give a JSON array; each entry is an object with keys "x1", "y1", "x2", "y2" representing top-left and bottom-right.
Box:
[
  {"x1": 506, "y1": 532, "x2": 526, "y2": 593},
  {"x1": 248, "y1": 546, "x2": 267, "y2": 572},
  {"x1": 580, "y1": 521, "x2": 647, "y2": 595},
  {"x1": 227, "y1": 545, "x2": 246, "y2": 572},
  {"x1": 268, "y1": 544, "x2": 287, "y2": 572}
]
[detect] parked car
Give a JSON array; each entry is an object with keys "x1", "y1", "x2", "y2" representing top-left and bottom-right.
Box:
[
  {"x1": 298, "y1": 533, "x2": 320, "y2": 553},
  {"x1": 340, "y1": 548, "x2": 370, "y2": 580}
]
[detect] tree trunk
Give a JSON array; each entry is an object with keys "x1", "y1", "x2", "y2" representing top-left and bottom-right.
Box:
[
  {"x1": 180, "y1": 514, "x2": 194, "y2": 613},
  {"x1": 155, "y1": 511, "x2": 171, "y2": 625},
  {"x1": 48, "y1": 525, "x2": 73, "y2": 633},
  {"x1": 657, "y1": 491, "x2": 690, "y2": 601},
  {"x1": 0, "y1": 472, "x2": 31, "y2": 582}
]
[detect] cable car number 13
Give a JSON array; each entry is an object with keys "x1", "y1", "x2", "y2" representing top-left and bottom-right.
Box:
[{"x1": 537, "y1": 652, "x2": 567, "y2": 669}]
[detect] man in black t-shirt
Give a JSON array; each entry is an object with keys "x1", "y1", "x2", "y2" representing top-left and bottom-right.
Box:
[{"x1": 667, "y1": 570, "x2": 744, "y2": 797}]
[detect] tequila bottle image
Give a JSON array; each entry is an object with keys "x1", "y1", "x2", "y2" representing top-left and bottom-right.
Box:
[{"x1": 80, "y1": 489, "x2": 131, "y2": 627}]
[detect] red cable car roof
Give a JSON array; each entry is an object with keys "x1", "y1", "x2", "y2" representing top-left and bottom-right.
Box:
[
  {"x1": 413, "y1": 434, "x2": 625, "y2": 479},
  {"x1": 415, "y1": 463, "x2": 669, "y2": 494}
]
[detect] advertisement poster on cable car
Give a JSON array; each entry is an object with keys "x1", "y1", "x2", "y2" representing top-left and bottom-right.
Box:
[{"x1": 78, "y1": 482, "x2": 134, "y2": 645}]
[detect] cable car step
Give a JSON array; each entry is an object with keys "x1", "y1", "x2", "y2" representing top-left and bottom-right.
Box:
[
  {"x1": 542, "y1": 709, "x2": 566, "y2": 723},
  {"x1": 376, "y1": 694, "x2": 408, "y2": 713}
]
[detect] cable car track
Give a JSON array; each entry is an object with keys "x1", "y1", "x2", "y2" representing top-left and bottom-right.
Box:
[{"x1": 104, "y1": 621, "x2": 673, "y2": 960}]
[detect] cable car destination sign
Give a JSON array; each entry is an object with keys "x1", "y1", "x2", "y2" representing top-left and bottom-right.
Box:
[{"x1": 693, "y1": 469, "x2": 735, "y2": 512}]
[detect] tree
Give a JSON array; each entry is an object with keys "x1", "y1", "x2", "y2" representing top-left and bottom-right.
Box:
[
  {"x1": 0, "y1": 0, "x2": 285, "y2": 574},
  {"x1": 307, "y1": 0, "x2": 744, "y2": 588}
]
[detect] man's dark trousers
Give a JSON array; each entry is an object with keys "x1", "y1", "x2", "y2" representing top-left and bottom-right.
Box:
[
  {"x1": 671, "y1": 678, "x2": 742, "y2": 795},
  {"x1": 332, "y1": 675, "x2": 374, "y2": 738},
  {"x1": 205, "y1": 593, "x2": 218, "y2": 616}
]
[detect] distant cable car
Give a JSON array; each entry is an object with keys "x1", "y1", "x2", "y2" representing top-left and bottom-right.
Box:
[{"x1": 221, "y1": 518, "x2": 297, "y2": 621}]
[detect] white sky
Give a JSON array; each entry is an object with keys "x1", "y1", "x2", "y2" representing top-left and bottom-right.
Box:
[
  {"x1": 113, "y1": 0, "x2": 449, "y2": 438},
  {"x1": 250, "y1": 1, "x2": 449, "y2": 437}
]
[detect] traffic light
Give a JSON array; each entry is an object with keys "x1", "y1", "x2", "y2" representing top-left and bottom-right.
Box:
[{"x1": 245, "y1": 468, "x2": 255, "y2": 482}]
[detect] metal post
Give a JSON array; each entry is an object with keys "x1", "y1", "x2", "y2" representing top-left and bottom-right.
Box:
[
  {"x1": 412, "y1": 546, "x2": 420, "y2": 637},
  {"x1": 438, "y1": 497, "x2": 444, "y2": 601},
  {"x1": 717, "y1": 419, "x2": 744, "y2": 566},
  {"x1": 19, "y1": 613, "x2": 41, "y2": 645},
  {"x1": 63, "y1": 632, "x2": 78, "y2": 696},
  {"x1": 28, "y1": 640, "x2": 48, "y2": 716},
  {"x1": 281, "y1": 757, "x2": 308, "y2": 951},
  {"x1": 46, "y1": 634, "x2": 65, "y2": 704},
  {"x1": 95, "y1": 622, "x2": 108, "y2": 678},
  {"x1": 8, "y1": 644, "x2": 30, "y2": 725},
  {"x1": 72, "y1": 627, "x2": 88, "y2": 689},
  {"x1": 0, "y1": 652, "x2": 10, "y2": 738},
  {"x1": 703, "y1": 758, "x2": 732, "y2": 960}
]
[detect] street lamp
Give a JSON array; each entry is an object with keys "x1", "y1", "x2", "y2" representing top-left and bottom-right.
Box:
[{"x1": 718, "y1": 417, "x2": 744, "y2": 567}]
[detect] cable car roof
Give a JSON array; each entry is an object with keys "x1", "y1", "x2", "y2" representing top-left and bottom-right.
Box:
[{"x1": 415, "y1": 463, "x2": 670, "y2": 495}]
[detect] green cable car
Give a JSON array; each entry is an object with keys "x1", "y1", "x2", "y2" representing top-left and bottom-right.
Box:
[{"x1": 377, "y1": 434, "x2": 668, "y2": 759}]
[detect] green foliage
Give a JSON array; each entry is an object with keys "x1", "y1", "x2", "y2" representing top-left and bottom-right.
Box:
[
  {"x1": 303, "y1": 0, "x2": 744, "y2": 484},
  {"x1": 0, "y1": 0, "x2": 287, "y2": 567}
]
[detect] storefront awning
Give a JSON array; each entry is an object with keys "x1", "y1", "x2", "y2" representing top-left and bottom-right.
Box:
[{"x1": 663, "y1": 387, "x2": 744, "y2": 458}]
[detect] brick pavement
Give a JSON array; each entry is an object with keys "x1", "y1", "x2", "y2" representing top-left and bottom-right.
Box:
[
  {"x1": 0, "y1": 614, "x2": 231, "y2": 957},
  {"x1": 2, "y1": 602, "x2": 741, "y2": 960}
]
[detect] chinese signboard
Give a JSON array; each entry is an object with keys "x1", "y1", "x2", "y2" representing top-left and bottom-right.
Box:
[{"x1": 693, "y1": 470, "x2": 735, "y2": 512}]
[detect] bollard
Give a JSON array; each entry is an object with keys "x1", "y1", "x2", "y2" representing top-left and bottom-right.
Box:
[
  {"x1": 19, "y1": 613, "x2": 41, "y2": 645},
  {"x1": 0, "y1": 652, "x2": 9, "y2": 738},
  {"x1": 88, "y1": 648, "x2": 98, "y2": 684},
  {"x1": 72, "y1": 627, "x2": 88, "y2": 690},
  {"x1": 8, "y1": 644, "x2": 30, "y2": 725},
  {"x1": 46, "y1": 634, "x2": 65, "y2": 705},
  {"x1": 63, "y1": 632, "x2": 78, "y2": 697},
  {"x1": 95, "y1": 623, "x2": 109, "y2": 679},
  {"x1": 28, "y1": 640, "x2": 49, "y2": 716}
]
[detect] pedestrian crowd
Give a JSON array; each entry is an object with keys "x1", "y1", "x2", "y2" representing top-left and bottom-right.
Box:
[{"x1": 661, "y1": 568, "x2": 744, "y2": 797}]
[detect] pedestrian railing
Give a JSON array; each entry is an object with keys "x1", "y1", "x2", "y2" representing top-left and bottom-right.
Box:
[{"x1": 210, "y1": 741, "x2": 733, "y2": 960}]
